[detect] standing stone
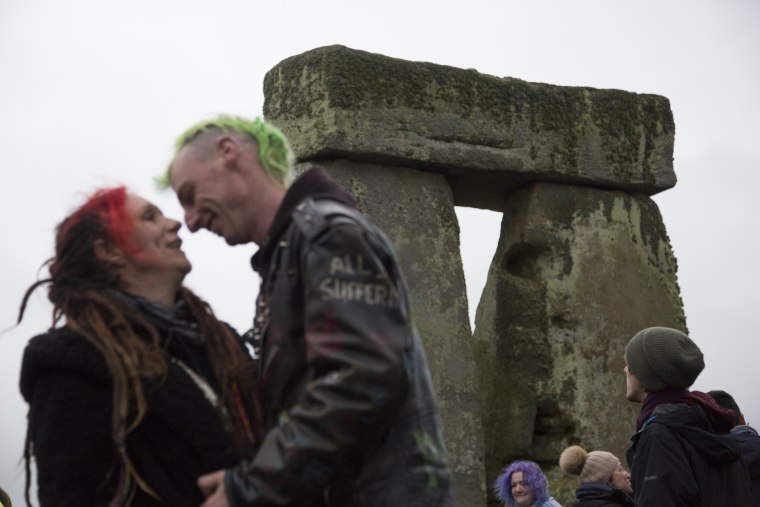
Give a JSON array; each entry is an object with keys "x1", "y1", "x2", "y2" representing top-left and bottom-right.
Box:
[
  {"x1": 472, "y1": 182, "x2": 686, "y2": 503},
  {"x1": 307, "y1": 159, "x2": 487, "y2": 506}
]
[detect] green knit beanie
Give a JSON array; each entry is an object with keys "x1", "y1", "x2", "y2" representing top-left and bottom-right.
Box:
[{"x1": 625, "y1": 327, "x2": 704, "y2": 392}]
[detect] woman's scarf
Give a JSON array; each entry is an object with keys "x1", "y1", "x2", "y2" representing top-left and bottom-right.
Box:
[{"x1": 108, "y1": 289, "x2": 204, "y2": 345}]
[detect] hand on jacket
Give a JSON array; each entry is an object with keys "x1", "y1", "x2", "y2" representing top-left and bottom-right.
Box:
[{"x1": 199, "y1": 470, "x2": 228, "y2": 507}]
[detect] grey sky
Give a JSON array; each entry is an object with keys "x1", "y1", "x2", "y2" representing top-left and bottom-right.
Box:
[{"x1": 1, "y1": 0, "x2": 758, "y2": 503}]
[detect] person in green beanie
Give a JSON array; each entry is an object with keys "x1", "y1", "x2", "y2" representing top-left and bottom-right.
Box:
[{"x1": 624, "y1": 326, "x2": 751, "y2": 505}]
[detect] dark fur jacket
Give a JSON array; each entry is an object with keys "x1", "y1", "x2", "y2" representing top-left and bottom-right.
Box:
[{"x1": 20, "y1": 318, "x2": 247, "y2": 506}]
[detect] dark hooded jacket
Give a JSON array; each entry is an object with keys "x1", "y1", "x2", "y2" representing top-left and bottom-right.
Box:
[
  {"x1": 627, "y1": 402, "x2": 751, "y2": 506},
  {"x1": 19, "y1": 297, "x2": 250, "y2": 506},
  {"x1": 572, "y1": 483, "x2": 634, "y2": 507},
  {"x1": 225, "y1": 167, "x2": 453, "y2": 507},
  {"x1": 732, "y1": 425, "x2": 760, "y2": 506}
]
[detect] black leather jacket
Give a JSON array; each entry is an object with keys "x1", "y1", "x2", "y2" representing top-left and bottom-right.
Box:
[{"x1": 225, "y1": 167, "x2": 453, "y2": 506}]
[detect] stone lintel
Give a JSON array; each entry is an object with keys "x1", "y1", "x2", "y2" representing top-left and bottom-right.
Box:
[{"x1": 264, "y1": 45, "x2": 676, "y2": 207}]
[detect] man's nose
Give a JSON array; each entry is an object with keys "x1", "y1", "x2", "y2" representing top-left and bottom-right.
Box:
[{"x1": 185, "y1": 208, "x2": 201, "y2": 232}]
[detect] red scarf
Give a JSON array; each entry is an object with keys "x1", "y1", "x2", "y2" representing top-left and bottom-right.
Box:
[{"x1": 636, "y1": 387, "x2": 736, "y2": 432}]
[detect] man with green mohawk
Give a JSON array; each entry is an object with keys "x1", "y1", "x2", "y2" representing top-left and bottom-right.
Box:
[{"x1": 163, "y1": 115, "x2": 453, "y2": 507}]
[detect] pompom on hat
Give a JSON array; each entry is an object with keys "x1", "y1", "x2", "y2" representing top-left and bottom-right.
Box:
[
  {"x1": 559, "y1": 445, "x2": 620, "y2": 485},
  {"x1": 625, "y1": 326, "x2": 704, "y2": 392}
]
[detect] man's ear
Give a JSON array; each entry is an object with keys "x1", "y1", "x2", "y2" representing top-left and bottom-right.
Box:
[
  {"x1": 93, "y1": 239, "x2": 126, "y2": 267},
  {"x1": 217, "y1": 136, "x2": 240, "y2": 164}
]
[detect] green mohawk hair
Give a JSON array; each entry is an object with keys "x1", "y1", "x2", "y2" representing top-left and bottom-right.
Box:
[{"x1": 156, "y1": 115, "x2": 295, "y2": 189}]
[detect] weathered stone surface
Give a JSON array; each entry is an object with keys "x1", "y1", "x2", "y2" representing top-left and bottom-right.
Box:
[
  {"x1": 308, "y1": 160, "x2": 487, "y2": 506},
  {"x1": 264, "y1": 46, "x2": 687, "y2": 507},
  {"x1": 472, "y1": 182, "x2": 686, "y2": 505},
  {"x1": 264, "y1": 45, "x2": 676, "y2": 210}
]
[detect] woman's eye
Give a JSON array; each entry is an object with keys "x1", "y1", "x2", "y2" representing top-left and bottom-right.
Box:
[{"x1": 141, "y1": 205, "x2": 164, "y2": 222}]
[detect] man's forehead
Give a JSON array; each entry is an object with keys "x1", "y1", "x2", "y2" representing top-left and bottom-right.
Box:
[{"x1": 169, "y1": 147, "x2": 202, "y2": 187}]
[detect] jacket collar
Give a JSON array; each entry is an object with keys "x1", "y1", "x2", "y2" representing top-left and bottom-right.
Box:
[{"x1": 251, "y1": 166, "x2": 356, "y2": 273}]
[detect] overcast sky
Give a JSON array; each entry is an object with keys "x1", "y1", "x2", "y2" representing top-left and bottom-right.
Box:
[{"x1": 1, "y1": 0, "x2": 758, "y2": 503}]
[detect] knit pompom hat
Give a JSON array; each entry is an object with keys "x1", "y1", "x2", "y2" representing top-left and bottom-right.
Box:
[
  {"x1": 625, "y1": 326, "x2": 704, "y2": 392},
  {"x1": 559, "y1": 445, "x2": 620, "y2": 485}
]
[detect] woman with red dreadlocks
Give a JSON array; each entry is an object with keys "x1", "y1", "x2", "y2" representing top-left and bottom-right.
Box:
[{"x1": 17, "y1": 186, "x2": 262, "y2": 506}]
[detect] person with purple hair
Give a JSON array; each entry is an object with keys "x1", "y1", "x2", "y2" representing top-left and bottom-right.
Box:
[{"x1": 494, "y1": 460, "x2": 562, "y2": 507}]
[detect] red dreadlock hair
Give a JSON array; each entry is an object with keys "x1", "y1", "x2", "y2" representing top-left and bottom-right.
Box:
[{"x1": 19, "y1": 186, "x2": 263, "y2": 505}]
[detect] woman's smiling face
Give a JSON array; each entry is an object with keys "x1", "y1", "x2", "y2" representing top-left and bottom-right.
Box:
[
  {"x1": 609, "y1": 463, "x2": 633, "y2": 495},
  {"x1": 510, "y1": 471, "x2": 535, "y2": 506},
  {"x1": 120, "y1": 193, "x2": 191, "y2": 280}
]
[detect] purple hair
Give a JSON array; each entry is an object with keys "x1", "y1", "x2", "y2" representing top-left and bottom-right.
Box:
[{"x1": 494, "y1": 460, "x2": 551, "y2": 507}]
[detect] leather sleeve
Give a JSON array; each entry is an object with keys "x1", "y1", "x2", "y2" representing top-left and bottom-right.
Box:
[{"x1": 227, "y1": 220, "x2": 411, "y2": 506}]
